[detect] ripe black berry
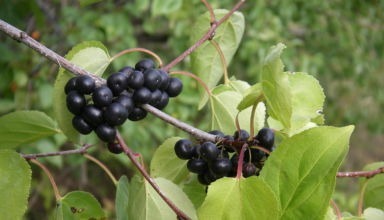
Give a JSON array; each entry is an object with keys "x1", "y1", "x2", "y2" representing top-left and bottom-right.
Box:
[
  {"x1": 187, "y1": 158, "x2": 207, "y2": 174},
  {"x1": 133, "y1": 87, "x2": 152, "y2": 104},
  {"x1": 197, "y1": 173, "x2": 210, "y2": 185},
  {"x1": 144, "y1": 69, "x2": 161, "y2": 91},
  {"x1": 135, "y1": 58, "x2": 155, "y2": 71},
  {"x1": 127, "y1": 70, "x2": 144, "y2": 89},
  {"x1": 66, "y1": 91, "x2": 86, "y2": 115},
  {"x1": 166, "y1": 77, "x2": 183, "y2": 97},
  {"x1": 115, "y1": 94, "x2": 134, "y2": 114},
  {"x1": 107, "y1": 72, "x2": 129, "y2": 95},
  {"x1": 127, "y1": 107, "x2": 147, "y2": 121},
  {"x1": 107, "y1": 142, "x2": 123, "y2": 154},
  {"x1": 104, "y1": 102, "x2": 128, "y2": 126},
  {"x1": 174, "y1": 139, "x2": 195, "y2": 160},
  {"x1": 153, "y1": 92, "x2": 169, "y2": 110},
  {"x1": 92, "y1": 86, "x2": 113, "y2": 107},
  {"x1": 255, "y1": 128, "x2": 275, "y2": 150},
  {"x1": 82, "y1": 105, "x2": 103, "y2": 127},
  {"x1": 76, "y1": 75, "x2": 95, "y2": 94},
  {"x1": 118, "y1": 66, "x2": 134, "y2": 76},
  {"x1": 158, "y1": 70, "x2": 170, "y2": 90},
  {"x1": 65, "y1": 77, "x2": 78, "y2": 94},
  {"x1": 234, "y1": 129, "x2": 250, "y2": 141},
  {"x1": 72, "y1": 115, "x2": 93, "y2": 134},
  {"x1": 211, "y1": 158, "x2": 233, "y2": 176},
  {"x1": 199, "y1": 142, "x2": 219, "y2": 161},
  {"x1": 95, "y1": 124, "x2": 116, "y2": 142},
  {"x1": 244, "y1": 148, "x2": 265, "y2": 163},
  {"x1": 242, "y1": 163, "x2": 257, "y2": 178},
  {"x1": 149, "y1": 90, "x2": 162, "y2": 105}
]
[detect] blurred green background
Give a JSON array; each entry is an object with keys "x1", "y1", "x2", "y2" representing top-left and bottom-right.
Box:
[{"x1": 0, "y1": 0, "x2": 383, "y2": 218}]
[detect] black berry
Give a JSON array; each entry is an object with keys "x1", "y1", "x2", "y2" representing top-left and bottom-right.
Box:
[
  {"x1": 166, "y1": 77, "x2": 183, "y2": 97},
  {"x1": 208, "y1": 130, "x2": 225, "y2": 137},
  {"x1": 107, "y1": 142, "x2": 123, "y2": 154},
  {"x1": 72, "y1": 115, "x2": 93, "y2": 134},
  {"x1": 256, "y1": 128, "x2": 275, "y2": 150},
  {"x1": 153, "y1": 92, "x2": 169, "y2": 109},
  {"x1": 211, "y1": 158, "x2": 233, "y2": 176},
  {"x1": 95, "y1": 124, "x2": 116, "y2": 142},
  {"x1": 187, "y1": 158, "x2": 207, "y2": 174},
  {"x1": 244, "y1": 148, "x2": 265, "y2": 163},
  {"x1": 82, "y1": 105, "x2": 103, "y2": 127},
  {"x1": 127, "y1": 70, "x2": 144, "y2": 89},
  {"x1": 118, "y1": 66, "x2": 134, "y2": 76},
  {"x1": 174, "y1": 139, "x2": 195, "y2": 160},
  {"x1": 107, "y1": 72, "x2": 129, "y2": 96},
  {"x1": 104, "y1": 102, "x2": 128, "y2": 126},
  {"x1": 158, "y1": 70, "x2": 170, "y2": 90},
  {"x1": 65, "y1": 77, "x2": 78, "y2": 94},
  {"x1": 92, "y1": 86, "x2": 113, "y2": 107},
  {"x1": 199, "y1": 142, "x2": 219, "y2": 161},
  {"x1": 135, "y1": 58, "x2": 155, "y2": 71},
  {"x1": 144, "y1": 69, "x2": 161, "y2": 91},
  {"x1": 133, "y1": 87, "x2": 152, "y2": 104},
  {"x1": 127, "y1": 107, "x2": 147, "y2": 121},
  {"x1": 115, "y1": 94, "x2": 134, "y2": 114},
  {"x1": 149, "y1": 89, "x2": 162, "y2": 105},
  {"x1": 242, "y1": 163, "x2": 257, "y2": 178},
  {"x1": 234, "y1": 129, "x2": 250, "y2": 141},
  {"x1": 76, "y1": 75, "x2": 95, "y2": 94},
  {"x1": 66, "y1": 91, "x2": 86, "y2": 115}
]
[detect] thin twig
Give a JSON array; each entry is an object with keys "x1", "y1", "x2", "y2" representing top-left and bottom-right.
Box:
[
  {"x1": 110, "y1": 48, "x2": 163, "y2": 67},
  {"x1": 337, "y1": 166, "x2": 384, "y2": 178},
  {"x1": 201, "y1": 0, "x2": 216, "y2": 24},
  {"x1": 162, "y1": 0, "x2": 246, "y2": 71},
  {"x1": 83, "y1": 153, "x2": 118, "y2": 185},
  {"x1": 116, "y1": 133, "x2": 191, "y2": 220},
  {"x1": 170, "y1": 70, "x2": 212, "y2": 96},
  {"x1": 21, "y1": 144, "x2": 92, "y2": 159},
  {"x1": 330, "y1": 200, "x2": 342, "y2": 220},
  {"x1": 30, "y1": 159, "x2": 61, "y2": 201},
  {"x1": 209, "y1": 40, "x2": 229, "y2": 84}
]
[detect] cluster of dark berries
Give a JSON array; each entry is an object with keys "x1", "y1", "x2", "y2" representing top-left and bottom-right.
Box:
[
  {"x1": 174, "y1": 128, "x2": 275, "y2": 185},
  {"x1": 65, "y1": 58, "x2": 183, "y2": 153}
]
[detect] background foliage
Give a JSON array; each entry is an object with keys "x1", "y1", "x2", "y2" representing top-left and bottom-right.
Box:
[{"x1": 0, "y1": 0, "x2": 383, "y2": 218}]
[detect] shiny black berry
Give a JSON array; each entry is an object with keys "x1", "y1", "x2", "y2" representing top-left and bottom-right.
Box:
[
  {"x1": 144, "y1": 69, "x2": 161, "y2": 91},
  {"x1": 244, "y1": 148, "x2": 265, "y2": 163},
  {"x1": 133, "y1": 87, "x2": 152, "y2": 104},
  {"x1": 255, "y1": 128, "x2": 275, "y2": 150},
  {"x1": 107, "y1": 142, "x2": 123, "y2": 154},
  {"x1": 149, "y1": 90, "x2": 162, "y2": 105},
  {"x1": 72, "y1": 115, "x2": 93, "y2": 134},
  {"x1": 242, "y1": 163, "x2": 257, "y2": 177},
  {"x1": 115, "y1": 94, "x2": 134, "y2": 114},
  {"x1": 104, "y1": 102, "x2": 128, "y2": 126},
  {"x1": 92, "y1": 86, "x2": 113, "y2": 107},
  {"x1": 187, "y1": 158, "x2": 207, "y2": 174},
  {"x1": 66, "y1": 91, "x2": 86, "y2": 115},
  {"x1": 211, "y1": 158, "x2": 233, "y2": 176},
  {"x1": 118, "y1": 66, "x2": 134, "y2": 76},
  {"x1": 166, "y1": 77, "x2": 183, "y2": 97},
  {"x1": 174, "y1": 139, "x2": 195, "y2": 160},
  {"x1": 153, "y1": 92, "x2": 169, "y2": 109},
  {"x1": 95, "y1": 124, "x2": 116, "y2": 142},
  {"x1": 158, "y1": 70, "x2": 170, "y2": 90},
  {"x1": 65, "y1": 77, "x2": 78, "y2": 94},
  {"x1": 107, "y1": 72, "x2": 129, "y2": 95},
  {"x1": 76, "y1": 75, "x2": 95, "y2": 94},
  {"x1": 135, "y1": 58, "x2": 155, "y2": 71},
  {"x1": 82, "y1": 105, "x2": 103, "y2": 127},
  {"x1": 234, "y1": 129, "x2": 250, "y2": 141},
  {"x1": 127, "y1": 70, "x2": 144, "y2": 89},
  {"x1": 199, "y1": 142, "x2": 219, "y2": 161},
  {"x1": 127, "y1": 107, "x2": 147, "y2": 121}
]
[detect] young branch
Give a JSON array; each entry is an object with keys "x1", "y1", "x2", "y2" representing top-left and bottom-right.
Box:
[
  {"x1": 337, "y1": 166, "x2": 384, "y2": 178},
  {"x1": 30, "y1": 159, "x2": 62, "y2": 201},
  {"x1": 21, "y1": 144, "x2": 92, "y2": 159},
  {"x1": 84, "y1": 153, "x2": 118, "y2": 185}
]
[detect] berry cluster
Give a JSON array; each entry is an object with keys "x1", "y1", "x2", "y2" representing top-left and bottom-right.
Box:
[
  {"x1": 174, "y1": 128, "x2": 275, "y2": 185},
  {"x1": 65, "y1": 59, "x2": 183, "y2": 152}
]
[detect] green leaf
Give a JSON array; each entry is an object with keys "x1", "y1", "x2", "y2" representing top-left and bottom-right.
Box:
[
  {"x1": 182, "y1": 176, "x2": 207, "y2": 208},
  {"x1": 261, "y1": 126, "x2": 354, "y2": 220},
  {"x1": 127, "y1": 175, "x2": 197, "y2": 220},
  {"x1": 190, "y1": 9, "x2": 245, "y2": 109},
  {"x1": 323, "y1": 207, "x2": 338, "y2": 220},
  {"x1": 237, "y1": 83, "x2": 263, "y2": 111},
  {"x1": 151, "y1": 0, "x2": 182, "y2": 16},
  {"x1": 361, "y1": 162, "x2": 384, "y2": 210},
  {"x1": 197, "y1": 177, "x2": 280, "y2": 220},
  {"x1": 53, "y1": 41, "x2": 110, "y2": 143},
  {"x1": 0, "y1": 150, "x2": 31, "y2": 220},
  {"x1": 79, "y1": 0, "x2": 103, "y2": 7},
  {"x1": 150, "y1": 137, "x2": 189, "y2": 184},
  {"x1": 261, "y1": 43, "x2": 292, "y2": 129},
  {"x1": 363, "y1": 207, "x2": 384, "y2": 220},
  {"x1": 0, "y1": 110, "x2": 60, "y2": 149},
  {"x1": 116, "y1": 175, "x2": 129, "y2": 220},
  {"x1": 56, "y1": 191, "x2": 105, "y2": 220}
]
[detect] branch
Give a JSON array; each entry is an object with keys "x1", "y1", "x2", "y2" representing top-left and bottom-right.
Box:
[
  {"x1": 22, "y1": 144, "x2": 92, "y2": 159},
  {"x1": 337, "y1": 166, "x2": 384, "y2": 178},
  {"x1": 161, "y1": 0, "x2": 246, "y2": 71}
]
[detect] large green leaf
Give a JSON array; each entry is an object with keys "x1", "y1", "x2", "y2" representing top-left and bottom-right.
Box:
[
  {"x1": 363, "y1": 208, "x2": 384, "y2": 220},
  {"x1": 127, "y1": 175, "x2": 197, "y2": 220},
  {"x1": 116, "y1": 175, "x2": 129, "y2": 220},
  {"x1": 197, "y1": 177, "x2": 280, "y2": 220},
  {"x1": 237, "y1": 83, "x2": 263, "y2": 111},
  {"x1": 182, "y1": 176, "x2": 207, "y2": 209},
  {"x1": 261, "y1": 126, "x2": 354, "y2": 220},
  {"x1": 150, "y1": 137, "x2": 189, "y2": 184},
  {"x1": 190, "y1": 9, "x2": 245, "y2": 109},
  {"x1": 53, "y1": 41, "x2": 110, "y2": 143},
  {"x1": 0, "y1": 110, "x2": 60, "y2": 149},
  {"x1": 0, "y1": 150, "x2": 31, "y2": 220},
  {"x1": 361, "y1": 162, "x2": 384, "y2": 210},
  {"x1": 56, "y1": 191, "x2": 105, "y2": 220},
  {"x1": 151, "y1": 0, "x2": 182, "y2": 16}
]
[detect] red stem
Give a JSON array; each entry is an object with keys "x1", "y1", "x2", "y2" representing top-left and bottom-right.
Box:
[{"x1": 337, "y1": 166, "x2": 384, "y2": 178}]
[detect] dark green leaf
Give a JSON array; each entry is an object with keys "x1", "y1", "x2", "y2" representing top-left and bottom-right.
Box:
[
  {"x1": 0, "y1": 150, "x2": 31, "y2": 220},
  {"x1": 0, "y1": 110, "x2": 60, "y2": 149}
]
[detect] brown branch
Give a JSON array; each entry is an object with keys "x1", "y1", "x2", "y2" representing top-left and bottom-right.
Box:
[
  {"x1": 30, "y1": 159, "x2": 62, "y2": 200},
  {"x1": 21, "y1": 144, "x2": 92, "y2": 159},
  {"x1": 162, "y1": 0, "x2": 246, "y2": 71},
  {"x1": 337, "y1": 166, "x2": 384, "y2": 178},
  {"x1": 116, "y1": 133, "x2": 191, "y2": 220}
]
